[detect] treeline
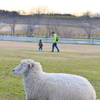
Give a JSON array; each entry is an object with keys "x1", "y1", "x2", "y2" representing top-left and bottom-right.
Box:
[
  {"x1": 0, "y1": 9, "x2": 100, "y2": 19},
  {"x1": 0, "y1": 10, "x2": 20, "y2": 17},
  {"x1": 0, "y1": 9, "x2": 76, "y2": 17}
]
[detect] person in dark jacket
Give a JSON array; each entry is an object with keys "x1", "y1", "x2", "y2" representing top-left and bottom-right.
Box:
[{"x1": 38, "y1": 39, "x2": 43, "y2": 51}]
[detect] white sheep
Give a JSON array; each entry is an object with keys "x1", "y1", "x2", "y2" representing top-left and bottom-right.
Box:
[{"x1": 13, "y1": 59, "x2": 96, "y2": 100}]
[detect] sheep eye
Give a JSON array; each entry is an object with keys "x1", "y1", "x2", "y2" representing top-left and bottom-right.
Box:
[{"x1": 22, "y1": 64, "x2": 27, "y2": 68}]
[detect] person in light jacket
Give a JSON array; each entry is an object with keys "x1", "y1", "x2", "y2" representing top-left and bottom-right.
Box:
[{"x1": 50, "y1": 32, "x2": 60, "y2": 52}]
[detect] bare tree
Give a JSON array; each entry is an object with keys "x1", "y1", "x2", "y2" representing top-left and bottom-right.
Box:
[
  {"x1": 30, "y1": 6, "x2": 48, "y2": 37},
  {"x1": 8, "y1": 19, "x2": 16, "y2": 36},
  {"x1": 18, "y1": 10, "x2": 26, "y2": 15},
  {"x1": 0, "y1": 16, "x2": 6, "y2": 34},
  {"x1": 48, "y1": 17, "x2": 67, "y2": 37},
  {"x1": 78, "y1": 11, "x2": 94, "y2": 39},
  {"x1": 0, "y1": 23, "x2": 5, "y2": 33},
  {"x1": 82, "y1": 11, "x2": 92, "y2": 17},
  {"x1": 50, "y1": 18, "x2": 61, "y2": 35},
  {"x1": 61, "y1": 26, "x2": 73, "y2": 38},
  {"x1": 6, "y1": 12, "x2": 19, "y2": 36},
  {"x1": 23, "y1": 17, "x2": 37, "y2": 37},
  {"x1": 45, "y1": 22, "x2": 52, "y2": 37},
  {"x1": 45, "y1": 17, "x2": 67, "y2": 38}
]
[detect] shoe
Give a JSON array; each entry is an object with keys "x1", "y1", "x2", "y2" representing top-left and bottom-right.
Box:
[
  {"x1": 50, "y1": 51, "x2": 54, "y2": 52},
  {"x1": 57, "y1": 51, "x2": 60, "y2": 52}
]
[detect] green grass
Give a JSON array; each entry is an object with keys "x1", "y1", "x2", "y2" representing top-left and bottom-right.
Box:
[{"x1": 0, "y1": 42, "x2": 100, "y2": 100}]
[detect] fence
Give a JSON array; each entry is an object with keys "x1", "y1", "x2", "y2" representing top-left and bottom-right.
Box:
[{"x1": 0, "y1": 35, "x2": 100, "y2": 45}]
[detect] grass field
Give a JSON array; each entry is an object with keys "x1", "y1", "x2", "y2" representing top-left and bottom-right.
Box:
[{"x1": 0, "y1": 41, "x2": 100, "y2": 100}]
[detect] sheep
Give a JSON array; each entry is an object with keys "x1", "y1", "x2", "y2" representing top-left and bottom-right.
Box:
[{"x1": 13, "y1": 59, "x2": 96, "y2": 100}]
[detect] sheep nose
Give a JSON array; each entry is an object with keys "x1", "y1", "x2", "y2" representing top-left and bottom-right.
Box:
[{"x1": 13, "y1": 69, "x2": 15, "y2": 72}]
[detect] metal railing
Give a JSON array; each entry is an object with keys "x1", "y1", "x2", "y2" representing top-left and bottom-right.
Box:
[{"x1": 0, "y1": 35, "x2": 100, "y2": 45}]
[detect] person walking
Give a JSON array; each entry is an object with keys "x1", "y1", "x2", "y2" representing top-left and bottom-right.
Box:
[
  {"x1": 50, "y1": 32, "x2": 60, "y2": 52},
  {"x1": 38, "y1": 39, "x2": 43, "y2": 51}
]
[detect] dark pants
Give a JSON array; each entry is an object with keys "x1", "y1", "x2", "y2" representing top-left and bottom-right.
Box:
[
  {"x1": 52, "y1": 43, "x2": 60, "y2": 52},
  {"x1": 39, "y1": 47, "x2": 42, "y2": 51}
]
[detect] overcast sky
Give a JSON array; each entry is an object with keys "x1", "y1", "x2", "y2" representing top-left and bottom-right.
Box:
[{"x1": 0, "y1": 0, "x2": 100, "y2": 15}]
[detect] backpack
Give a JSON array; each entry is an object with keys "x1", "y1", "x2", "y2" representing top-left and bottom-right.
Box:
[{"x1": 56, "y1": 36, "x2": 59, "y2": 41}]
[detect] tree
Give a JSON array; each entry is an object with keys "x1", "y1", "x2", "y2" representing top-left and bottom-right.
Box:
[
  {"x1": 0, "y1": 23, "x2": 5, "y2": 34},
  {"x1": 82, "y1": 11, "x2": 92, "y2": 18},
  {"x1": 5, "y1": 12, "x2": 19, "y2": 36},
  {"x1": 78, "y1": 11, "x2": 94, "y2": 39},
  {"x1": 0, "y1": 14, "x2": 6, "y2": 34},
  {"x1": 29, "y1": 6, "x2": 48, "y2": 37},
  {"x1": 23, "y1": 17, "x2": 37, "y2": 37}
]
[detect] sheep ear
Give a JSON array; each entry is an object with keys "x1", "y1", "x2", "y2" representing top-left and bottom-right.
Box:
[{"x1": 28, "y1": 64, "x2": 34, "y2": 68}]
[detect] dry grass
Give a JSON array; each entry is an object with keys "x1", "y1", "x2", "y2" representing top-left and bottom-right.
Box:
[{"x1": 0, "y1": 41, "x2": 100, "y2": 53}]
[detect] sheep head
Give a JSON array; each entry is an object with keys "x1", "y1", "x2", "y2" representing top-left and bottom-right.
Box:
[{"x1": 13, "y1": 59, "x2": 34, "y2": 75}]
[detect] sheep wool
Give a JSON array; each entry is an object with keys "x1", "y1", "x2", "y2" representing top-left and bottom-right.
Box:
[{"x1": 13, "y1": 59, "x2": 96, "y2": 100}]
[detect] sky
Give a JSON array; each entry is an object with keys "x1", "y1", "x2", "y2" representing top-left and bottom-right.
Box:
[{"x1": 0, "y1": 0, "x2": 100, "y2": 15}]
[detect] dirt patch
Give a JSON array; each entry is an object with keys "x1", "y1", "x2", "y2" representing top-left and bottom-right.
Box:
[{"x1": 0, "y1": 41, "x2": 100, "y2": 53}]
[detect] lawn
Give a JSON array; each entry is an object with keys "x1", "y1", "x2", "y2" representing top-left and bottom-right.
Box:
[{"x1": 0, "y1": 41, "x2": 100, "y2": 100}]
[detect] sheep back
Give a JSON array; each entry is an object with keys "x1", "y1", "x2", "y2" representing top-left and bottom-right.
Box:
[{"x1": 25, "y1": 72, "x2": 96, "y2": 100}]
